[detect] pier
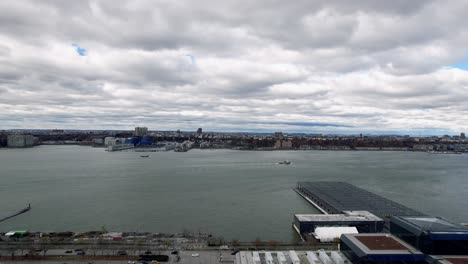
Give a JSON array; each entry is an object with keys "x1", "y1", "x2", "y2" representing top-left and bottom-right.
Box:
[
  {"x1": 0, "y1": 204, "x2": 31, "y2": 222},
  {"x1": 295, "y1": 182, "x2": 424, "y2": 221}
]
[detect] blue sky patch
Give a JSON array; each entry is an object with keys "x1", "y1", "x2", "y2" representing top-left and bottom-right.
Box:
[
  {"x1": 72, "y1": 44, "x2": 87, "y2": 56},
  {"x1": 451, "y1": 60, "x2": 468, "y2": 70}
]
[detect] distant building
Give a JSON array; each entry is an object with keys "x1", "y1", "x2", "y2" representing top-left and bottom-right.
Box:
[
  {"x1": 274, "y1": 132, "x2": 283, "y2": 138},
  {"x1": 275, "y1": 139, "x2": 292, "y2": 149},
  {"x1": 197, "y1": 128, "x2": 203, "y2": 134},
  {"x1": 461, "y1": 132, "x2": 466, "y2": 139},
  {"x1": 7, "y1": 135, "x2": 35, "y2": 148},
  {"x1": 412, "y1": 144, "x2": 434, "y2": 151},
  {"x1": 134, "y1": 127, "x2": 148, "y2": 137},
  {"x1": 104, "y1": 137, "x2": 116, "y2": 146}
]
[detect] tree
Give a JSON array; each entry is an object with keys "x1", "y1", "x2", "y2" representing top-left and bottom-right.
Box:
[{"x1": 231, "y1": 239, "x2": 240, "y2": 247}]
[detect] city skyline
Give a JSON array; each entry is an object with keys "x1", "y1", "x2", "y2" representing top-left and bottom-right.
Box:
[{"x1": 1, "y1": 1, "x2": 468, "y2": 134}]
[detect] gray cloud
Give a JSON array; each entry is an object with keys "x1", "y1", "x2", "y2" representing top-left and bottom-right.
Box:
[{"x1": 0, "y1": 0, "x2": 467, "y2": 134}]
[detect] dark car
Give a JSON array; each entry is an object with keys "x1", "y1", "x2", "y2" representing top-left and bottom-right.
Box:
[
  {"x1": 171, "y1": 251, "x2": 178, "y2": 255},
  {"x1": 144, "y1": 250, "x2": 152, "y2": 255},
  {"x1": 117, "y1": 251, "x2": 128, "y2": 256},
  {"x1": 65, "y1": 250, "x2": 73, "y2": 254},
  {"x1": 231, "y1": 250, "x2": 240, "y2": 255},
  {"x1": 77, "y1": 251, "x2": 85, "y2": 256},
  {"x1": 74, "y1": 249, "x2": 84, "y2": 252}
]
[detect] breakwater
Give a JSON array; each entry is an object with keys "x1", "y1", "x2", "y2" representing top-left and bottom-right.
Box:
[{"x1": 0, "y1": 204, "x2": 31, "y2": 222}]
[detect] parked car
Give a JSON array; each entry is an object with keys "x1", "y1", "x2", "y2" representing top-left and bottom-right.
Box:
[
  {"x1": 144, "y1": 250, "x2": 152, "y2": 255},
  {"x1": 171, "y1": 250, "x2": 178, "y2": 255},
  {"x1": 191, "y1": 253, "x2": 200, "y2": 257}
]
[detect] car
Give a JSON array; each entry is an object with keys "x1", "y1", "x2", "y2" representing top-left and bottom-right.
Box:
[
  {"x1": 191, "y1": 253, "x2": 200, "y2": 257},
  {"x1": 77, "y1": 251, "x2": 85, "y2": 256},
  {"x1": 144, "y1": 250, "x2": 152, "y2": 255},
  {"x1": 65, "y1": 250, "x2": 73, "y2": 254},
  {"x1": 74, "y1": 249, "x2": 84, "y2": 252},
  {"x1": 171, "y1": 250, "x2": 178, "y2": 255},
  {"x1": 128, "y1": 261, "x2": 136, "y2": 264},
  {"x1": 118, "y1": 251, "x2": 128, "y2": 256},
  {"x1": 231, "y1": 250, "x2": 240, "y2": 255},
  {"x1": 139, "y1": 262, "x2": 148, "y2": 264}
]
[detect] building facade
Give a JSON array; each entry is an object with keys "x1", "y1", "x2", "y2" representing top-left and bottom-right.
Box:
[
  {"x1": 134, "y1": 127, "x2": 148, "y2": 137},
  {"x1": 7, "y1": 135, "x2": 35, "y2": 148}
]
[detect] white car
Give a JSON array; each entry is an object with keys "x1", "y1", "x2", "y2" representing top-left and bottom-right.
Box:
[{"x1": 191, "y1": 253, "x2": 200, "y2": 257}]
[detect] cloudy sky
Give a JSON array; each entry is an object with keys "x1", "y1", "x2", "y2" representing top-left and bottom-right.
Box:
[{"x1": 1, "y1": 1, "x2": 468, "y2": 134}]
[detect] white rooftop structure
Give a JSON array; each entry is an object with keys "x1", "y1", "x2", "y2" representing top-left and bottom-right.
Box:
[
  {"x1": 314, "y1": 226, "x2": 358, "y2": 242},
  {"x1": 265, "y1": 252, "x2": 273, "y2": 264},
  {"x1": 289, "y1": 250, "x2": 301, "y2": 264},
  {"x1": 318, "y1": 250, "x2": 332, "y2": 264},
  {"x1": 306, "y1": 251, "x2": 321, "y2": 264},
  {"x1": 330, "y1": 252, "x2": 344, "y2": 264},
  {"x1": 235, "y1": 251, "x2": 350, "y2": 264},
  {"x1": 277, "y1": 252, "x2": 287, "y2": 264}
]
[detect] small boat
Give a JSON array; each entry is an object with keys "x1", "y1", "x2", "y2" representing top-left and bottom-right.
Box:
[
  {"x1": 278, "y1": 160, "x2": 291, "y2": 165},
  {"x1": 140, "y1": 154, "x2": 150, "y2": 158}
]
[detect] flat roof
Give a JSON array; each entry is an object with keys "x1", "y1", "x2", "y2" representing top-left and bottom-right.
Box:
[
  {"x1": 355, "y1": 235, "x2": 408, "y2": 250},
  {"x1": 296, "y1": 210, "x2": 382, "y2": 222},
  {"x1": 392, "y1": 216, "x2": 468, "y2": 233},
  {"x1": 341, "y1": 233, "x2": 424, "y2": 256},
  {"x1": 445, "y1": 258, "x2": 468, "y2": 264},
  {"x1": 297, "y1": 182, "x2": 424, "y2": 219}
]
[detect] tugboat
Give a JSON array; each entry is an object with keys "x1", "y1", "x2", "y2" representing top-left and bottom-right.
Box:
[
  {"x1": 140, "y1": 154, "x2": 150, "y2": 158},
  {"x1": 278, "y1": 160, "x2": 292, "y2": 165}
]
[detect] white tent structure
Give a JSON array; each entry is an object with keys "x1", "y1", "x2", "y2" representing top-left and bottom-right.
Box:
[{"x1": 314, "y1": 226, "x2": 358, "y2": 242}]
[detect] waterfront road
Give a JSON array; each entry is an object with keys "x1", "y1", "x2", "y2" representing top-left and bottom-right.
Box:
[{"x1": 0, "y1": 250, "x2": 235, "y2": 264}]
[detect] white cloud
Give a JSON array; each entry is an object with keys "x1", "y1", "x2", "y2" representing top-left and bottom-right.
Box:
[{"x1": 0, "y1": 0, "x2": 467, "y2": 134}]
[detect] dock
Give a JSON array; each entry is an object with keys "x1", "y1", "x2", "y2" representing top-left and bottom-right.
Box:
[{"x1": 295, "y1": 182, "x2": 424, "y2": 221}]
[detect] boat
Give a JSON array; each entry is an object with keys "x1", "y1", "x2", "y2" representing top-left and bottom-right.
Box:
[
  {"x1": 140, "y1": 154, "x2": 150, "y2": 158},
  {"x1": 278, "y1": 160, "x2": 292, "y2": 165}
]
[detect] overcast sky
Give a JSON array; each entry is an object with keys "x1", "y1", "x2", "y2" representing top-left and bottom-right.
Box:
[{"x1": 1, "y1": 1, "x2": 468, "y2": 134}]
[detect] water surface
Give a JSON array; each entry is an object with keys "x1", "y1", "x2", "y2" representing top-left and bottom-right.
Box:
[{"x1": 0, "y1": 146, "x2": 467, "y2": 241}]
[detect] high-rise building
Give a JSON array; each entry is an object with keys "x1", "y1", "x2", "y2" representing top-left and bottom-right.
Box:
[
  {"x1": 197, "y1": 128, "x2": 202, "y2": 134},
  {"x1": 274, "y1": 132, "x2": 283, "y2": 138},
  {"x1": 7, "y1": 134, "x2": 35, "y2": 148},
  {"x1": 461, "y1": 132, "x2": 466, "y2": 139},
  {"x1": 134, "y1": 127, "x2": 148, "y2": 137}
]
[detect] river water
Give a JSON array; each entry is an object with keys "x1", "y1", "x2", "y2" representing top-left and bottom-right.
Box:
[{"x1": 0, "y1": 146, "x2": 467, "y2": 242}]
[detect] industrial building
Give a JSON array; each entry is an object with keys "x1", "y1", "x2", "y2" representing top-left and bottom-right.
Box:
[
  {"x1": 340, "y1": 233, "x2": 426, "y2": 264},
  {"x1": 426, "y1": 255, "x2": 468, "y2": 264},
  {"x1": 235, "y1": 250, "x2": 349, "y2": 264},
  {"x1": 293, "y1": 211, "x2": 384, "y2": 241},
  {"x1": 390, "y1": 216, "x2": 468, "y2": 255},
  {"x1": 7, "y1": 134, "x2": 35, "y2": 148},
  {"x1": 296, "y1": 182, "x2": 424, "y2": 224}
]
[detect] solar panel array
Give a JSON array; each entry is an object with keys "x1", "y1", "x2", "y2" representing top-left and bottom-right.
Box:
[{"x1": 297, "y1": 181, "x2": 424, "y2": 219}]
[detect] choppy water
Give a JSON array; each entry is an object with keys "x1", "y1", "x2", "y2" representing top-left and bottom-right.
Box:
[{"x1": 0, "y1": 146, "x2": 467, "y2": 242}]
